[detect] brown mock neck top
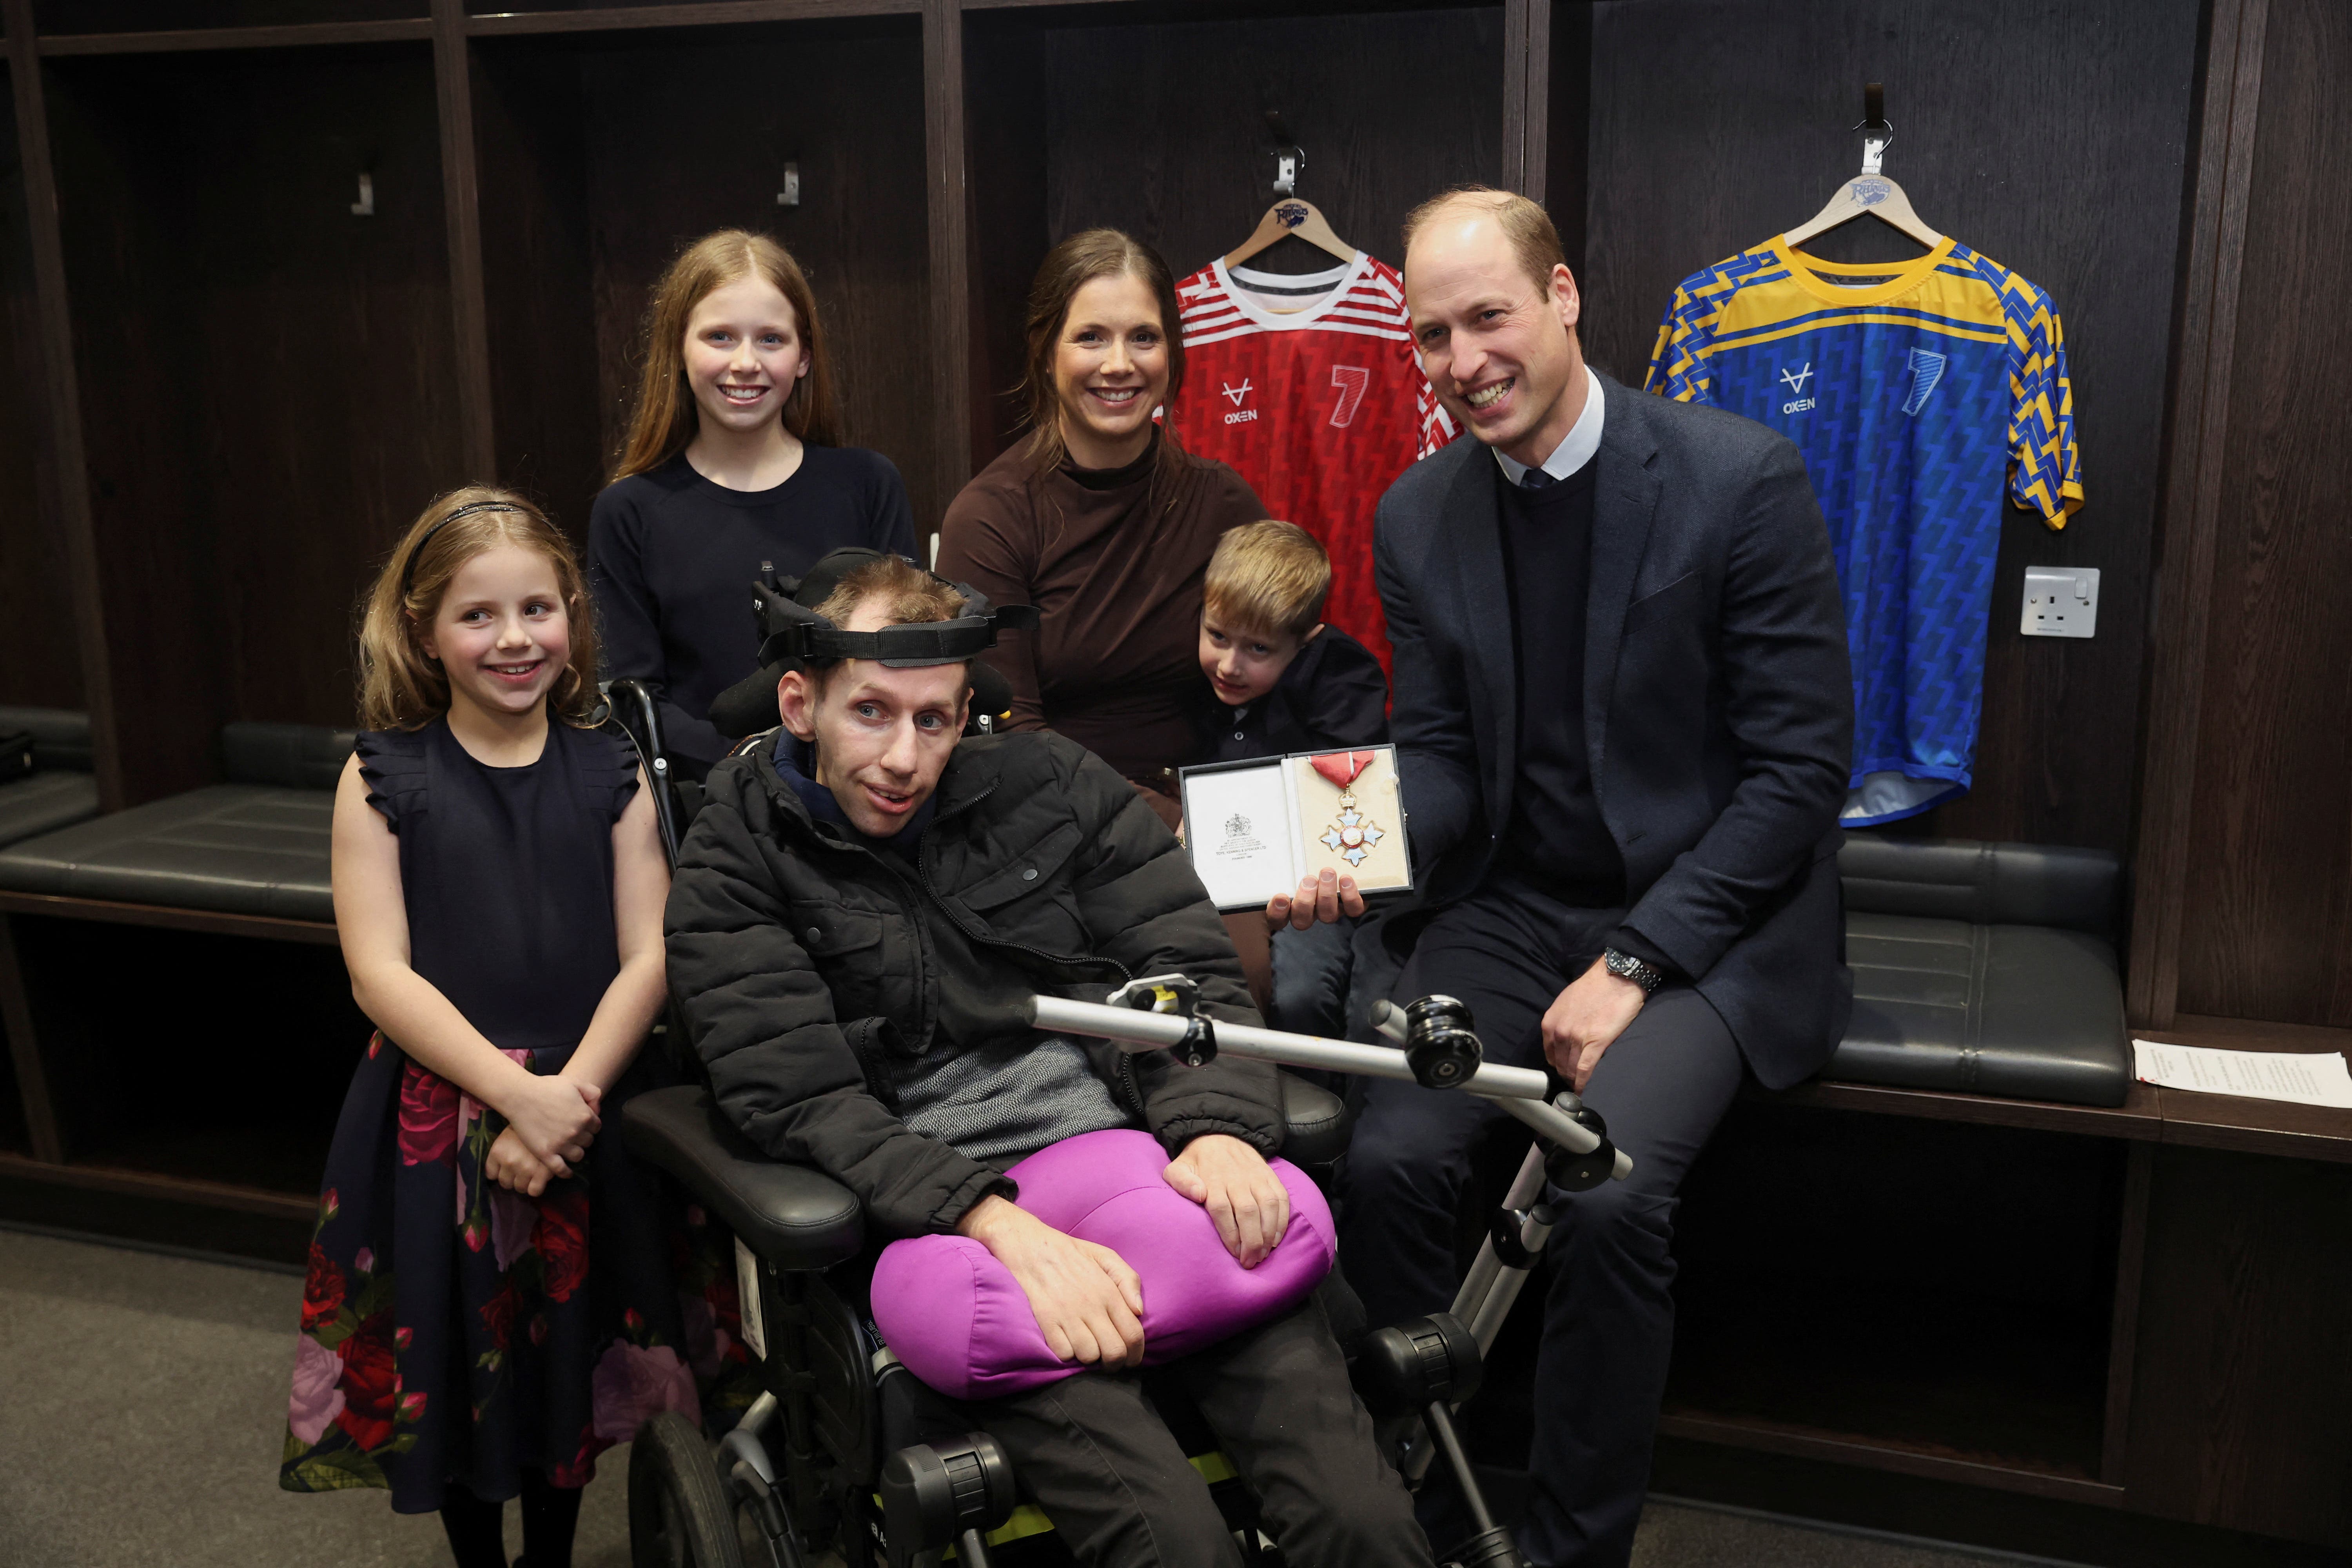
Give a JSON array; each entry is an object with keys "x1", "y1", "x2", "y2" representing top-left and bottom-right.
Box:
[{"x1": 936, "y1": 436, "x2": 1265, "y2": 784}]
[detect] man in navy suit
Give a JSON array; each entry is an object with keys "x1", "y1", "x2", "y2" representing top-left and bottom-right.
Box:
[{"x1": 1324, "y1": 187, "x2": 1855, "y2": 1566}]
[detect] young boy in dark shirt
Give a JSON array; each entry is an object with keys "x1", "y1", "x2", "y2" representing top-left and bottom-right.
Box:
[
  {"x1": 1194, "y1": 522, "x2": 1390, "y2": 1036},
  {"x1": 1195, "y1": 521, "x2": 1389, "y2": 764}
]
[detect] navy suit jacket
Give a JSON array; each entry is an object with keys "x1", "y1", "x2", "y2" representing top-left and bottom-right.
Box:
[{"x1": 1375, "y1": 371, "x2": 1855, "y2": 1087}]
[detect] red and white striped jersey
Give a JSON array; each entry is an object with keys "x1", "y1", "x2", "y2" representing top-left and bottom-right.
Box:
[{"x1": 1169, "y1": 253, "x2": 1457, "y2": 675}]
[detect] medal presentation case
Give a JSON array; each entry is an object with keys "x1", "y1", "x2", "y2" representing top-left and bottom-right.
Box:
[{"x1": 1179, "y1": 747, "x2": 1412, "y2": 913}]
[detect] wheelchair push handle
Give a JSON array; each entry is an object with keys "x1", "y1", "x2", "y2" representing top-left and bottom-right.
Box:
[{"x1": 1023, "y1": 985, "x2": 1633, "y2": 1182}]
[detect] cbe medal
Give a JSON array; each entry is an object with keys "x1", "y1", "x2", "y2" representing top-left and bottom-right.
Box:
[{"x1": 1312, "y1": 750, "x2": 1385, "y2": 868}]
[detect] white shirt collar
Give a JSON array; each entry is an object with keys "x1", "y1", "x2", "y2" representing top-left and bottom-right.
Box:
[{"x1": 1493, "y1": 366, "x2": 1604, "y2": 486}]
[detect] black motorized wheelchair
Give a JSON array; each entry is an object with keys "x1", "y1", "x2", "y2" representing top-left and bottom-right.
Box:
[{"x1": 600, "y1": 679, "x2": 1614, "y2": 1568}]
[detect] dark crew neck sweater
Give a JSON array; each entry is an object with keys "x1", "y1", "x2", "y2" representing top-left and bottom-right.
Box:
[
  {"x1": 588, "y1": 447, "x2": 918, "y2": 769},
  {"x1": 935, "y1": 434, "x2": 1265, "y2": 783},
  {"x1": 1496, "y1": 459, "x2": 1626, "y2": 908}
]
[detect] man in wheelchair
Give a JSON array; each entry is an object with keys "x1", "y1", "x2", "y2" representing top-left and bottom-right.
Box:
[{"x1": 666, "y1": 550, "x2": 1434, "y2": 1568}]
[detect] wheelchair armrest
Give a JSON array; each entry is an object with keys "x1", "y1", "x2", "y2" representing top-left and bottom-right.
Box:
[
  {"x1": 620, "y1": 1085, "x2": 864, "y2": 1271},
  {"x1": 1278, "y1": 1071, "x2": 1351, "y2": 1169}
]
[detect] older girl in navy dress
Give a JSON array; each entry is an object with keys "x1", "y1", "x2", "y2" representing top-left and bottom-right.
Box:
[
  {"x1": 590, "y1": 229, "x2": 918, "y2": 775},
  {"x1": 281, "y1": 487, "x2": 690, "y2": 1568}
]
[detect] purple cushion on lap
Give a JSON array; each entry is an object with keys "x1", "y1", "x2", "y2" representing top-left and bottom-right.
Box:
[{"x1": 869, "y1": 1129, "x2": 1336, "y2": 1401}]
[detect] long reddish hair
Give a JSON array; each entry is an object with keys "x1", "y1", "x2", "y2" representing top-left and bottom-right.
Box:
[{"x1": 611, "y1": 229, "x2": 841, "y2": 481}]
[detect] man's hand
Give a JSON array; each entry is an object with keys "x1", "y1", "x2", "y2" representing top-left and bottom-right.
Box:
[
  {"x1": 957, "y1": 1195, "x2": 1146, "y2": 1368},
  {"x1": 484, "y1": 1126, "x2": 557, "y2": 1197},
  {"x1": 1265, "y1": 867, "x2": 1365, "y2": 933},
  {"x1": 1540, "y1": 959, "x2": 1648, "y2": 1091},
  {"x1": 1163, "y1": 1134, "x2": 1290, "y2": 1268}
]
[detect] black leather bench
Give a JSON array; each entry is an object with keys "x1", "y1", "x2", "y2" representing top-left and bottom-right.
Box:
[
  {"x1": 1831, "y1": 834, "x2": 2129, "y2": 1107},
  {"x1": 0, "y1": 722, "x2": 349, "y2": 922},
  {"x1": 0, "y1": 708, "x2": 101, "y2": 851}
]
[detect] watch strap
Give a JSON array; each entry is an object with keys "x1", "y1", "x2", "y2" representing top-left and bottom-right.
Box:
[{"x1": 1603, "y1": 947, "x2": 1665, "y2": 994}]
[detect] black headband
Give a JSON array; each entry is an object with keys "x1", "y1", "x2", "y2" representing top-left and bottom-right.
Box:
[
  {"x1": 755, "y1": 606, "x2": 1041, "y2": 670},
  {"x1": 400, "y1": 501, "x2": 525, "y2": 596}
]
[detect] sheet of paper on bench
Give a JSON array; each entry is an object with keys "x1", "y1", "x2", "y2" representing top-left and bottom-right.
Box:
[{"x1": 2131, "y1": 1039, "x2": 2352, "y2": 1109}]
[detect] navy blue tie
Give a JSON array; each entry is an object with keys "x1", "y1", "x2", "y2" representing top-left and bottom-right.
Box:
[{"x1": 1521, "y1": 467, "x2": 1557, "y2": 492}]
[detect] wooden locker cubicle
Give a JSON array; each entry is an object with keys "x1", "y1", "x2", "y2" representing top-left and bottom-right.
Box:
[{"x1": 3, "y1": 0, "x2": 2350, "y2": 1559}]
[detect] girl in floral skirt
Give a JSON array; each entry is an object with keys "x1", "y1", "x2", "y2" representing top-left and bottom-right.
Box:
[{"x1": 281, "y1": 486, "x2": 697, "y2": 1568}]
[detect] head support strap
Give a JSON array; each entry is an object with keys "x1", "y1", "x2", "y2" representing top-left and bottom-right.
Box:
[{"x1": 751, "y1": 548, "x2": 1039, "y2": 670}]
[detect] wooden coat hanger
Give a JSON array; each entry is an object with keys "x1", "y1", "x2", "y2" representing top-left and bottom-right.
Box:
[
  {"x1": 1223, "y1": 112, "x2": 1357, "y2": 271},
  {"x1": 1783, "y1": 83, "x2": 1945, "y2": 252},
  {"x1": 1224, "y1": 198, "x2": 1356, "y2": 270}
]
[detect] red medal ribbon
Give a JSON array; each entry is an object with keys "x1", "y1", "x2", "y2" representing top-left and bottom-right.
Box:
[{"x1": 1309, "y1": 750, "x2": 1375, "y2": 790}]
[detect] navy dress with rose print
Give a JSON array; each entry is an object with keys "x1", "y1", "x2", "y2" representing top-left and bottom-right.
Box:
[{"x1": 280, "y1": 718, "x2": 733, "y2": 1513}]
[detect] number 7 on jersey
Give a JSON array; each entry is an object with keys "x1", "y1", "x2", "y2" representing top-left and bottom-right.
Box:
[{"x1": 1328, "y1": 365, "x2": 1370, "y2": 428}]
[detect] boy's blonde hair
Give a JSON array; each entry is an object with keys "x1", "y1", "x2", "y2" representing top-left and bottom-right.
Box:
[
  {"x1": 1203, "y1": 521, "x2": 1330, "y2": 639},
  {"x1": 356, "y1": 486, "x2": 601, "y2": 731}
]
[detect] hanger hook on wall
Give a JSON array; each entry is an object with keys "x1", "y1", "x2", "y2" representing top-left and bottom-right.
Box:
[
  {"x1": 1263, "y1": 109, "x2": 1305, "y2": 197},
  {"x1": 1851, "y1": 81, "x2": 1893, "y2": 176}
]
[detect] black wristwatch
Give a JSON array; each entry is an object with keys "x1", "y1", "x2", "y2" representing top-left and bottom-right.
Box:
[{"x1": 1602, "y1": 947, "x2": 1666, "y2": 995}]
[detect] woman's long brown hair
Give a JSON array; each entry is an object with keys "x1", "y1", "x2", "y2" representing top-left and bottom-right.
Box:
[
  {"x1": 1016, "y1": 228, "x2": 1189, "y2": 489},
  {"x1": 610, "y1": 229, "x2": 841, "y2": 482}
]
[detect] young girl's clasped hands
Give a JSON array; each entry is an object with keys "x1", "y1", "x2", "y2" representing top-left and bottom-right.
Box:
[{"x1": 281, "y1": 488, "x2": 696, "y2": 1568}]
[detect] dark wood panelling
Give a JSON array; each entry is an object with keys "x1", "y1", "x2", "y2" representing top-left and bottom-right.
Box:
[
  {"x1": 31, "y1": 0, "x2": 423, "y2": 31},
  {"x1": 2127, "y1": 0, "x2": 2269, "y2": 1031},
  {"x1": 1758, "y1": 1075, "x2": 2161, "y2": 1141},
  {"x1": 1651, "y1": 1437, "x2": 2352, "y2": 1568},
  {"x1": 1037, "y1": 5, "x2": 1503, "y2": 316},
  {"x1": 466, "y1": 0, "x2": 916, "y2": 24},
  {"x1": 962, "y1": 7, "x2": 1049, "y2": 464},
  {"x1": 0, "y1": 73, "x2": 81, "y2": 708},
  {"x1": 922, "y1": 0, "x2": 969, "y2": 512},
  {"x1": 1539, "y1": 0, "x2": 1588, "y2": 275},
  {"x1": 543, "y1": 19, "x2": 939, "y2": 524},
  {"x1": 432, "y1": 0, "x2": 495, "y2": 477},
  {"x1": 1499, "y1": 0, "x2": 1541, "y2": 196},
  {"x1": 470, "y1": 37, "x2": 603, "y2": 534},
  {"x1": 8, "y1": 0, "x2": 118, "y2": 801},
  {"x1": 1581, "y1": 0, "x2": 2202, "y2": 857},
  {"x1": 47, "y1": 44, "x2": 465, "y2": 781},
  {"x1": 2175, "y1": 0, "x2": 2352, "y2": 1028},
  {"x1": 1667, "y1": 1102, "x2": 2125, "y2": 1481},
  {"x1": 38, "y1": 20, "x2": 436, "y2": 54},
  {"x1": 2125, "y1": 1143, "x2": 2352, "y2": 1546}
]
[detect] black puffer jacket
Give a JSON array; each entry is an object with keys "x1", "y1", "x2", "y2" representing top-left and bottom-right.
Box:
[{"x1": 666, "y1": 728, "x2": 1277, "y2": 1239}]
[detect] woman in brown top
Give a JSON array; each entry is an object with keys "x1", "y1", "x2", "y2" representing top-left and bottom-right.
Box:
[{"x1": 936, "y1": 229, "x2": 1264, "y2": 818}]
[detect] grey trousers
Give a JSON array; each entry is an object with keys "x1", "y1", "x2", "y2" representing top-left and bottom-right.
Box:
[
  {"x1": 1338, "y1": 878, "x2": 1748, "y2": 1568},
  {"x1": 970, "y1": 1293, "x2": 1434, "y2": 1568}
]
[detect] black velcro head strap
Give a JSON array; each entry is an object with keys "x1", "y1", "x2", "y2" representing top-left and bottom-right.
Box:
[
  {"x1": 767, "y1": 616, "x2": 1002, "y2": 669},
  {"x1": 750, "y1": 547, "x2": 1041, "y2": 670}
]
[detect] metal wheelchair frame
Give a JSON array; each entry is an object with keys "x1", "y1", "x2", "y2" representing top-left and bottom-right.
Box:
[{"x1": 599, "y1": 680, "x2": 1635, "y2": 1568}]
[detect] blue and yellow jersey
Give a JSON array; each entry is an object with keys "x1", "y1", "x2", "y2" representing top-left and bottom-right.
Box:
[{"x1": 1646, "y1": 235, "x2": 2083, "y2": 826}]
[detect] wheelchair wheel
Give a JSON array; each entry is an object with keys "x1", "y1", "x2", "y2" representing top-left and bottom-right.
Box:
[{"x1": 630, "y1": 1410, "x2": 748, "y2": 1568}]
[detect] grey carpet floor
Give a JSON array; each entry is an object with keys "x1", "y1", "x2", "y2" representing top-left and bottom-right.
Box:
[{"x1": 0, "y1": 1227, "x2": 2043, "y2": 1568}]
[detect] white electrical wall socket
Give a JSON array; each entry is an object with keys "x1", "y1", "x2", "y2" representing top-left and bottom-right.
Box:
[{"x1": 2021, "y1": 566, "x2": 2100, "y2": 639}]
